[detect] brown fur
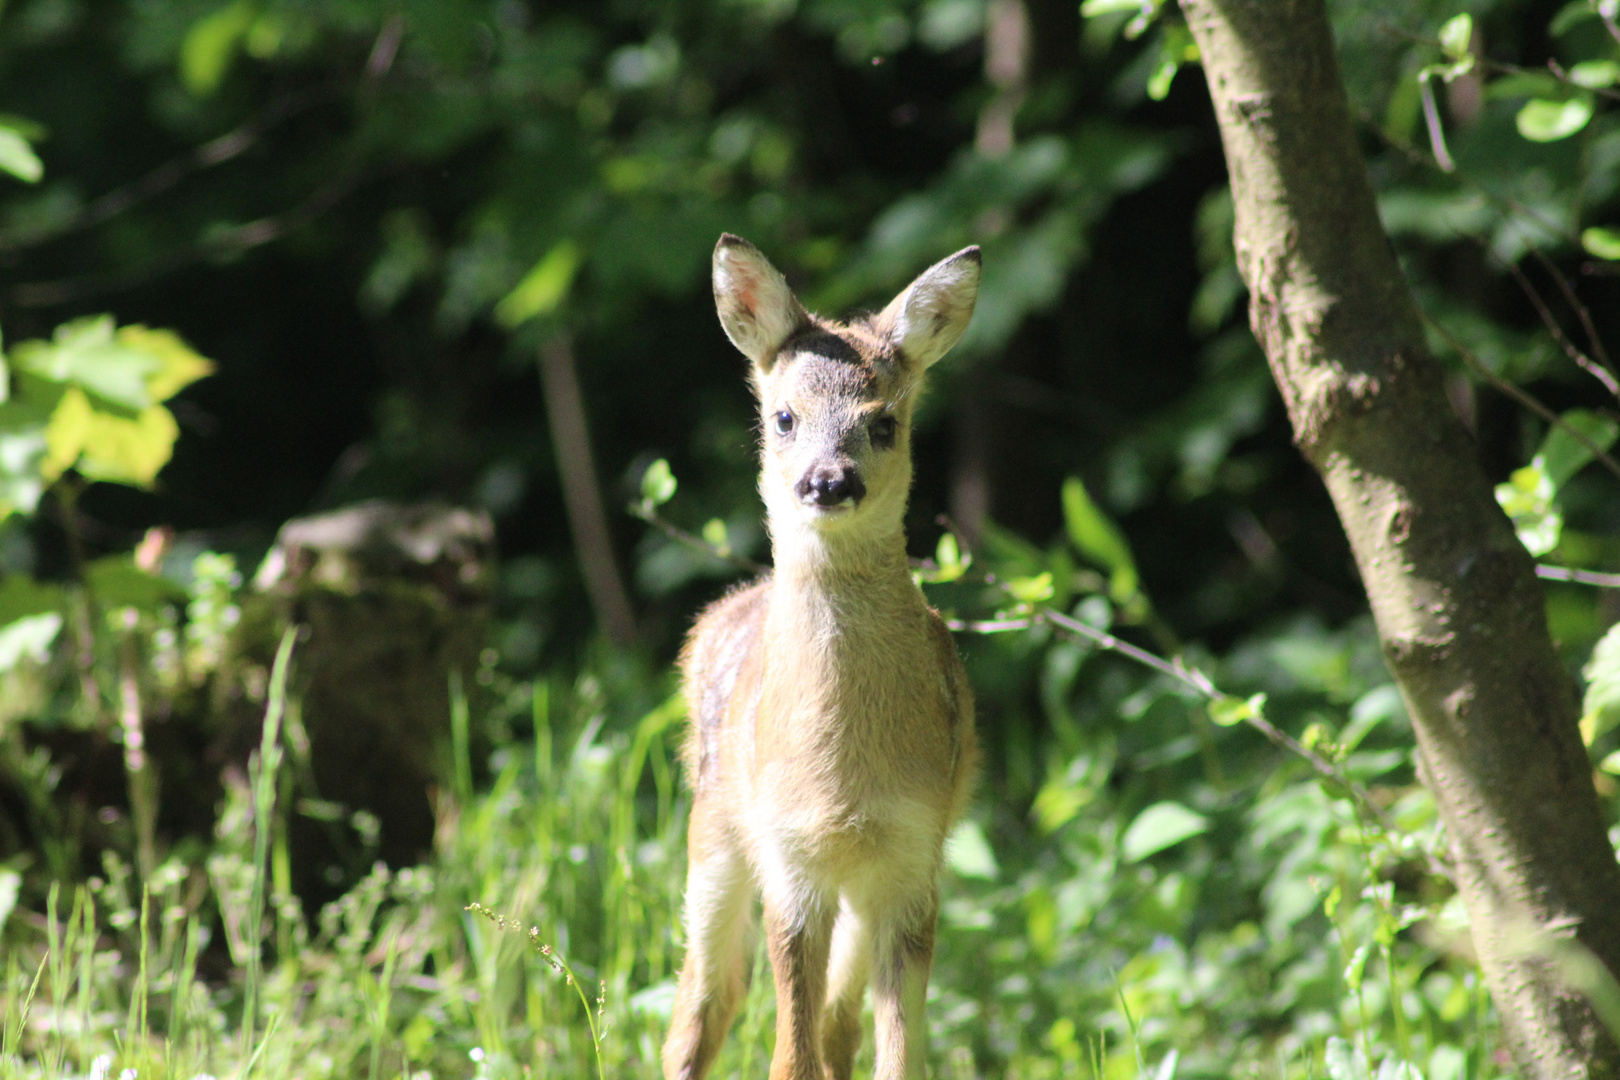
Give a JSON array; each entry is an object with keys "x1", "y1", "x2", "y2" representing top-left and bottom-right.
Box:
[{"x1": 664, "y1": 235, "x2": 981, "y2": 1080}]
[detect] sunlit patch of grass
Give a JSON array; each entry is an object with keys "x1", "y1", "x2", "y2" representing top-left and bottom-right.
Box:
[{"x1": 0, "y1": 633, "x2": 1518, "y2": 1080}]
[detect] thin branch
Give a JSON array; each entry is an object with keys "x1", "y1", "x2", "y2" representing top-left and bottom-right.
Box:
[
  {"x1": 365, "y1": 15, "x2": 406, "y2": 80},
  {"x1": 0, "y1": 89, "x2": 326, "y2": 255},
  {"x1": 949, "y1": 605, "x2": 1454, "y2": 883},
  {"x1": 1529, "y1": 247, "x2": 1618, "y2": 392},
  {"x1": 1422, "y1": 310, "x2": 1620, "y2": 484},
  {"x1": 1360, "y1": 110, "x2": 1582, "y2": 248},
  {"x1": 1500, "y1": 254, "x2": 1620, "y2": 400},
  {"x1": 10, "y1": 166, "x2": 373, "y2": 308},
  {"x1": 1376, "y1": 20, "x2": 1620, "y2": 103},
  {"x1": 628, "y1": 503, "x2": 768, "y2": 576},
  {"x1": 1541, "y1": 57, "x2": 1620, "y2": 104},
  {"x1": 1360, "y1": 108, "x2": 1620, "y2": 405},
  {"x1": 1536, "y1": 564, "x2": 1620, "y2": 588}
]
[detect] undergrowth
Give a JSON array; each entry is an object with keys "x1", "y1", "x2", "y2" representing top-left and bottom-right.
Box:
[{"x1": 1, "y1": 595, "x2": 1571, "y2": 1080}]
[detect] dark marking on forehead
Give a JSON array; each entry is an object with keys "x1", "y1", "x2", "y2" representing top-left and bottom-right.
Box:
[
  {"x1": 786, "y1": 331, "x2": 863, "y2": 366},
  {"x1": 783, "y1": 313, "x2": 895, "y2": 366},
  {"x1": 756, "y1": 310, "x2": 917, "y2": 407}
]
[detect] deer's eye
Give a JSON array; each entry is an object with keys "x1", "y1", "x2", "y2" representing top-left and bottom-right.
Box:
[
  {"x1": 773, "y1": 410, "x2": 795, "y2": 435},
  {"x1": 870, "y1": 415, "x2": 898, "y2": 447}
]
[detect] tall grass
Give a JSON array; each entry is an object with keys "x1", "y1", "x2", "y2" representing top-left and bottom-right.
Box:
[{"x1": 0, "y1": 632, "x2": 1527, "y2": 1080}]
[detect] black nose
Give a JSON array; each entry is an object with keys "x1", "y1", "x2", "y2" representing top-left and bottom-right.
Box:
[{"x1": 796, "y1": 468, "x2": 866, "y2": 507}]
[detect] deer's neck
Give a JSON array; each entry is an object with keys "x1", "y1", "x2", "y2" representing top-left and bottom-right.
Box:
[
  {"x1": 769, "y1": 520, "x2": 911, "y2": 597},
  {"x1": 763, "y1": 520, "x2": 924, "y2": 668}
]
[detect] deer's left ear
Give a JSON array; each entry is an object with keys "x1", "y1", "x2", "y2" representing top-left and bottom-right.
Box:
[{"x1": 879, "y1": 246, "x2": 981, "y2": 370}]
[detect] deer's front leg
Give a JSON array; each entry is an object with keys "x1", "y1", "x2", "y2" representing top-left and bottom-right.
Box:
[
  {"x1": 663, "y1": 809, "x2": 753, "y2": 1080},
  {"x1": 763, "y1": 884, "x2": 836, "y2": 1080},
  {"x1": 871, "y1": 892, "x2": 937, "y2": 1080}
]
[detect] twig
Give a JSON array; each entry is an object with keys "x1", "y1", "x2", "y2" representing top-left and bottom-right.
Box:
[
  {"x1": 1528, "y1": 248, "x2": 1618, "y2": 394},
  {"x1": 628, "y1": 503, "x2": 768, "y2": 576},
  {"x1": 466, "y1": 902, "x2": 607, "y2": 1080},
  {"x1": 1359, "y1": 109, "x2": 1582, "y2": 248},
  {"x1": 1500, "y1": 254, "x2": 1620, "y2": 400},
  {"x1": 365, "y1": 16, "x2": 406, "y2": 80},
  {"x1": 0, "y1": 89, "x2": 326, "y2": 254},
  {"x1": 1422, "y1": 310, "x2": 1620, "y2": 483},
  {"x1": 1541, "y1": 57, "x2": 1620, "y2": 104},
  {"x1": 1536, "y1": 564, "x2": 1620, "y2": 588},
  {"x1": 949, "y1": 605, "x2": 1454, "y2": 882},
  {"x1": 1376, "y1": 20, "x2": 1620, "y2": 103},
  {"x1": 10, "y1": 166, "x2": 373, "y2": 307}
]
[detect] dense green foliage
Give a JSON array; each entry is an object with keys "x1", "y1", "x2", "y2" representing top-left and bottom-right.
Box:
[{"x1": 1, "y1": 0, "x2": 1620, "y2": 1077}]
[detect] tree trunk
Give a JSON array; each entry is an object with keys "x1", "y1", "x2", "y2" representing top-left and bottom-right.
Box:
[
  {"x1": 539, "y1": 335, "x2": 639, "y2": 647},
  {"x1": 1177, "y1": 1, "x2": 1620, "y2": 1076}
]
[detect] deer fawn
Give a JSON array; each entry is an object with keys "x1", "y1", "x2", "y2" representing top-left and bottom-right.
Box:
[{"x1": 662, "y1": 235, "x2": 981, "y2": 1080}]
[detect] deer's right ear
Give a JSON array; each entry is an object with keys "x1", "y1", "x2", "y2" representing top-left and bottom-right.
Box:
[{"x1": 713, "y1": 234, "x2": 808, "y2": 370}]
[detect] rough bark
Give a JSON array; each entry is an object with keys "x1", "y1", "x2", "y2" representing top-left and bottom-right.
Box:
[{"x1": 1178, "y1": 1, "x2": 1620, "y2": 1076}]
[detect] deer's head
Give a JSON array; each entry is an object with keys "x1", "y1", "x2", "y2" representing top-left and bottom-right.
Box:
[{"x1": 712, "y1": 234, "x2": 980, "y2": 546}]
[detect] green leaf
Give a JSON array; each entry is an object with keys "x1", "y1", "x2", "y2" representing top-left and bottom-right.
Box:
[
  {"x1": 1033, "y1": 782, "x2": 1090, "y2": 834},
  {"x1": 1419, "y1": 57, "x2": 1474, "y2": 84},
  {"x1": 1006, "y1": 571, "x2": 1054, "y2": 604},
  {"x1": 1551, "y1": 1, "x2": 1601, "y2": 35},
  {"x1": 10, "y1": 319, "x2": 212, "y2": 430},
  {"x1": 1538, "y1": 409, "x2": 1619, "y2": 489},
  {"x1": 1438, "y1": 13, "x2": 1472, "y2": 61},
  {"x1": 1569, "y1": 60, "x2": 1620, "y2": 89},
  {"x1": 944, "y1": 819, "x2": 999, "y2": 879},
  {"x1": 1080, "y1": 0, "x2": 1150, "y2": 15},
  {"x1": 0, "y1": 128, "x2": 43, "y2": 184},
  {"x1": 1061, "y1": 475, "x2": 1138, "y2": 603},
  {"x1": 1581, "y1": 621, "x2": 1620, "y2": 746},
  {"x1": 117, "y1": 325, "x2": 215, "y2": 402},
  {"x1": 1122, "y1": 801, "x2": 1210, "y2": 862},
  {"x1": 1208, "y1": 692, "x2": 1266, "y2": 727},
  {"x1": 1145, "y1": 25, "x2": 1199, "y2": 101},
  {"x1": 640, "y1": 458, "x2": 677, "y2": 507},
  {"x1": 1582, "y1": 226, "x2": 1620, "y2": 260},
  {"x1": 0, "y1": 399, "x2": 51, "y2": 520},
  {"x1": 701, "y1": 517, "x2": 730, "y2": 557},
  {"x1": 0, "y1": 612, "x2": 62, "y2": 672},
  {"x1": 1600, "y1": 749, "x2": 1620, "y2": 775},
  {"x1": 13, "y1": 315, "x2": 163, "y2": 413},
  {"x1": 1324, "y1": 1036, "x2": 1372, "y2": 1080},
  {"x1": 1516, "y1": 95, "x2": 1594, "y2": 141},
  {"x1": 925, "y1": 531, "x2": 970, "y2": 583},
  {"x1": 182, "y1": 1, "x2": 258, "y2": 97},
  {"x1": 1146, "y1": 60, "x2": 1179, "y2": 101},
  {"x1": 0, "y1": 574, "x2": 64, "y2": 626},
  {"x1": 43, "y1": 388, "x2": 182, "y2": 487},
  {"x1": 495, "y1": 239, "x2": 582, "y2": 329},
  {"x1": 87, "y1": 555, "x2": 185, "y2": 611},
  {"x1": 1489, "y1": 411, "x2": 1609, "y2": 559},
  {"x1": 1079, "y1": 0, "x2": 1163, "y2": 38},
  {"x1": 1495, "y1": 462, "x2": 1561, "y2": 555},
  {"x1": 0, "y1": 867, "x2": 18, "y2": 935},
  {"x1": 1485, "y1": 71, "x2": 1561, "y2": 100}
]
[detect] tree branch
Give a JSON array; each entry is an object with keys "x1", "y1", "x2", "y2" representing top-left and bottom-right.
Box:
[
  {"x1": 0, "y1": 88, "x2": 326, "y2": 255},
  {"x1": 9, "y1": 165, "x2": 373, "y2": 308},
  {"x1": 538, "y1": 336, "x2": 638, "y2": 646},
  {"x1": 1422, "y1": 310, "x2": 1620, "y2": 484}
]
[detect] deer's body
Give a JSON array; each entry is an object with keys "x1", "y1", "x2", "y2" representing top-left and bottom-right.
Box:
[{"x1": 664, "y1": 235, "x2": 980, "y2": 1080}]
